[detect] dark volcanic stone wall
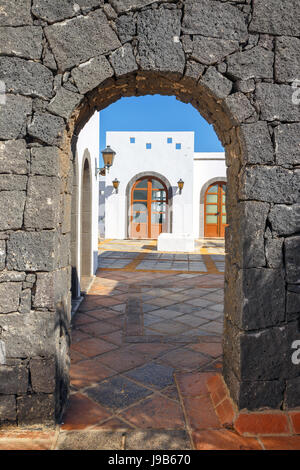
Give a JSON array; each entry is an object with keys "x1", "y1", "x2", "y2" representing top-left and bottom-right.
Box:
[{"x1": 0, "y1": 0, "x2": 299, "y2": 424}]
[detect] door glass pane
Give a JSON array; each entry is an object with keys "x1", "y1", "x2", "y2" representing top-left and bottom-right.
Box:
[
  {"x1": 206, "y1": 194, "x2": 218, "y2": 203},
  {"x1": 151, "y1": 201, "x2": 166, "y2": 212},
  {"x1": 222, "y1": 215, "x2": 227, "y2": 224},
  {"x1": 208, "y1": 185, "x2": 218, "y2": 193},
  {"x1": 152, "y1": 179, "x2": 164, "y2": 189},
  {"x1": 133, "y1": 211, "x2": 147, "y2": 223},
  {"x1": 206, "y1": 204, "x2": 218, "y2": 214},
  {"x1": 133, "y1": 190, "x2": 147, "y2": 200},
  {"x1": 222, "y1": 204, "x2": 226, "y2": 214},
  {"x1": 222, "y1": 194, "x2": 226, "y2": 203},
  {"x1": 133, "y1": 201, "x2": 147, "y2": 211},
  {"x1": 152, "y1": 212, "x2": 165, "y2": 223},
  {"x1": 206, "y1": 215, "x2": 218, "y2": 224},
  {"x1": 135, "y1": 179, "x2": 147, "y2": 189},
  {"x1": 152, "y1": 190, "x2": 166, "y2": 201}
]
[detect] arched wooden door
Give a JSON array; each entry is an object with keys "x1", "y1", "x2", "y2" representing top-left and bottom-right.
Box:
[
  {"x1": 204, "y1": 182, "x2": 227, "y2": 238},
  {"x1": 130, "y1": 176, "x2": 168, "y2": 239}
]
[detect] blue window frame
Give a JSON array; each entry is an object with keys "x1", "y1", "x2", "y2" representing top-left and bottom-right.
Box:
[
  {"x1": 130, "y1": 137, "x2": 135, "y2": 143},
  {"x1": 146, "y1": 143, "x2": 152, "y2": 149},
  {"x1": 176, "y1": 143, "x2": 181, "y2": 150},
  {"x1": 167, "y1": 137, "x2": 172, "y2": 143}
]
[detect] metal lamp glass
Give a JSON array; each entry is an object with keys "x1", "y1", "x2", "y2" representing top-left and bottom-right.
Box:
[
  {"x1": 101, "y1": 145, "x2": 116, "y2": 172},
  {"x1": 112, "y1": 178, "x2": 120, "y2": 193},
  {"x1": 177, "y1": 179, "x2": 184, "y2": 194}
]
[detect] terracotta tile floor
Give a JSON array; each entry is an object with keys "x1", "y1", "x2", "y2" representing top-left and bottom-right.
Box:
[{"x1": 0, "y1": 241, "x2": 299, "y2": 450}]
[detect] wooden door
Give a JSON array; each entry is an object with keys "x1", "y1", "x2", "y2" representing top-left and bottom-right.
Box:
[
  {"x1": 130, "y1": 177, "x2": 168, "y2": 239},
  {"x1": 204, "y1": 182, "x2": 227, "y2": 238}
]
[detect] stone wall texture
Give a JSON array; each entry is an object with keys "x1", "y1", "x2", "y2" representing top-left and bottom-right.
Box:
[{"x1": 0, "y1": 0, "x2": 299, "y2": 425}]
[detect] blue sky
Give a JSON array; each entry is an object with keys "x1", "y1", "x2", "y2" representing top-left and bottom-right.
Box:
[{"x1": 99, "y1": 95, "x2": 223, "y2": 165}]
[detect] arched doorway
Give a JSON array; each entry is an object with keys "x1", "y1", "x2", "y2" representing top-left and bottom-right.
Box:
[
  {"x1": 2, "y1": 0, "x2": 297, "y2": 426},
  {"x1": 130, "y1": 176, "x2": 168, "y2": 239},
  {"x1": 204, "y1": 182, "x2": 227, "y2": 238},
  {"x1": 80, "y1": 154, "x2": 92, "y2": 283}
]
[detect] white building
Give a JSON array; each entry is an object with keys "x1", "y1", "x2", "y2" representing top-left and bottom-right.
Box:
[
  {"x1": 99, "y1": 131, "x2": 227, "y2": 240},
  {"x1": 71, "y1": 111, "x2": 100, "y2": 299}
]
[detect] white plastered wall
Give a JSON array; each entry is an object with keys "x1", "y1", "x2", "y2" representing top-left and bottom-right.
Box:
[
  {"x1": 103, "y1": 131, "x2": 195, "y2": 239},
  {"x1": 75, "y1": 111, "x2": 100, "y2": 295}
]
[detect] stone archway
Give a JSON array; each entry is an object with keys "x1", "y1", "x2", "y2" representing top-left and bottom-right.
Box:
[{"x1": 0, "y1": 0, "x2": 299, "y2": 425}]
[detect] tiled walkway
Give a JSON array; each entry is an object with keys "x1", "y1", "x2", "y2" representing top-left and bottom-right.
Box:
[{"x1": 0, "y1": 240, "x2": 299, "y2": 450}]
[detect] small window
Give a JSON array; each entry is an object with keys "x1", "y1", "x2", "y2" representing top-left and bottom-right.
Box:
[
  {"x1": 167, "y1": 137, "x2": 172, "y2": 144},
  {"x1": 176, "y1": 143, "x2": 181, "y2": 150},
  {"x1": 146, "y1": 143, "x2": 152, "y2": 149},
  {"x1": 130, "y1": 137, "x2": 135, "y2": 143}
]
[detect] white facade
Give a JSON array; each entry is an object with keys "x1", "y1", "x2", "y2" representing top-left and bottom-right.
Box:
[
  {"x1": 73, "y1": 111, "x2": 99, "y2": 298},
  {"x1": 99, "y1": 131, "x2": 226, "y2": 240}
]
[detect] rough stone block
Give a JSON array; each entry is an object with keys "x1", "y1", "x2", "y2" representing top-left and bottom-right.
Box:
[
  {"x1": 274, "y1": 123, "x2": 300, "y2": 167},
  {"x1": 200, "y1": 67, "x2": 232, "y2": 99},
  {"x1": 184, "y1": 61, "x2": 205, "y2": 82},
  {"x1": 250, "y1": 0, "x2": 300, "y2": 36},
  {"x1": 239, "y1": 122, "x2": 274, "y2": 164},
  {"x1": 0, "y1": 361, "x2": 28, "y2": 394},
  {"x1": 223, "y1": 364, "x2": 285, "y2": 411},
  {"x1": 28, "y1": 112, "x2": 65, "y2": 147},
  {"x1": 285, "y1": 237, "x2": 300, "y2": 284},
  {"x1": 0, "y1": 0, "x2": 32, "y2": 26},
  {"x1": 47, "y1": 87, "x2": 83, "y2": 120},
  {"x1": 110, "y1": 0, "x2": 156, "y2": 13},
  {"x1": 227, "y1": 46, "x2": 274, "y2": 80},
  {"x1": 239, "y1": 166, "x2": 295, "y2": 204},
  {"x1": 115, "y1": 13, "x2": 136, "y2": 43},
  {"x1": 275, "y1": 37, "x2": 300, "y2": 84},
  {"x1": 224, "y1": 93, "x2": 256, "y2": 124},
  {"x1": 109, "y1": 44, "x2": 138, "y2": 77},
  {"x1": 0, "y1": 311, "x2": 58, "y2": 358},
  {"x1": 227, "y1": 201, "x2": 269, "y2": 269},
  {"x1": 229, "y1": 268, "x2": 286, "y2": 330},
  {"x1": 0, "y1": 94, "x2": 32, "y2": 140},
  {"x1": 0, "y1": 175, "x2": 27, "y2": 191},
  {"x1": 0, "y1": 140, "x2": 29, "y2": 175},
  {"x1": 71, "y1": 55, "x2": 114, "y2": 95},
  {"x1": 137, "y1": 8, "x2": 185, "y2": 75},
  {"x1": 0, "y1": 191, "x2": 26, "y2": 230},
  {"x1": 62, "y1": 194, "x2": 72, "y2": 234},
  {"x1": 0, "y1": 282, "x2": 22, "y2": 313},
  {"x1": 7, "y1": 231, "x2": 58, "y2": 272},
  {"x1": 285, "y1": 377, "x2": 300, "y2": 408},
  {"x1": 265, "y1": 235, "x2": 283, "y2": 269},
  {"x1": 30, "y1": 357, "x2": 56, "y2": 393},
  {"x1": 45, "y1": 9, "x2": 121, "y2": 71},
  {"x1": 17, "y1": 394, "x2": 55, "y2": 425},
  {"x1": 190, "y1": 37, "x2": 239, "y2": 65},
  {"x1": 0, "y1": 57, "x2": 53, "y2": 100},
  {"x1": 0, "y1": 26, "x2": 43, "y2": 60},
  {"x1": 0, "y1": 271, "x2": 25, "y2": 283},
  {"x1": 237, "y1": 325, "x2": 289, "y2": 381},
  {"x1": 0, "y1": 241, "x2": 5, "y2": 270},
  {"x1": 32, "y1": 0, "x2": 79, "y2": 23},
  {"x1": 31, "y1": 146, "x2": 60, "y2": 177},
  {"x1": 34, "y1": 267, "x2": 71, "y2": 311},
  {"x1": 182, "y1": 0, "x2": 248, "y2": 42},
  {"x1": 268, "y1": 204, "x2": 300, "y2": 236},
  {"x1": 0, "y1": 396, "x2": 17, "y2": 423},
  {"x1": 256, "y1": 83, "x2": 300, "y2": 122},
  {"x1": 19, "y1": 289, "x2": 32, "y2": 314},
  {"x1": 286, "y1": 285, "x2": 300, "y2": 321}
]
